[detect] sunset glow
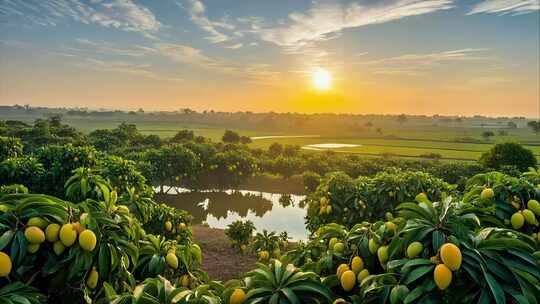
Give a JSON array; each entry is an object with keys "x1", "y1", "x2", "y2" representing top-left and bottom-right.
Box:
[
  {"x1": 312, "y1": 68, "x2": 332, "y2": 91},
  {"x1": 0, "y1": 0, "x2": 538, "y2": 116}
]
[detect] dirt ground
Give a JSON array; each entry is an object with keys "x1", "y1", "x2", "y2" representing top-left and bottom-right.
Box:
[{"x1": 192, "y1": 225, "x2": 258, "y2": 281}]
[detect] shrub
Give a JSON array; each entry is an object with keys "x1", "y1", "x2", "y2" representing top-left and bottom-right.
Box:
[
  {"x1": 305, "y1": 169, "x2": 456, "y2": 232},
  {"x1": 479, "y1": 142, "x2": 537, "y2": 172},
  {"x1": 0, "y1": 173, "x2": 202, "y2": 303},
  {"x1": 224, "y1": 220, "x2": 255, "y2": 251},
  {"x1": 0, "y1": 137, "x2": 23, "y2": 161},
  {"x1": 302, "y1": 171, "x2": 321, "y2": 192}
]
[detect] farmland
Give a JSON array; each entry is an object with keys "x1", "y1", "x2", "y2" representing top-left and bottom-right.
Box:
[{"x1": 1, "y1": 107, "x2": 539, "y2": 162}]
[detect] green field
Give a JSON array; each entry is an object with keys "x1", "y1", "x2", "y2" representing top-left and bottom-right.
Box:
[{"x1": 3, "y1": 110, "x2": 539, "y2": 161}]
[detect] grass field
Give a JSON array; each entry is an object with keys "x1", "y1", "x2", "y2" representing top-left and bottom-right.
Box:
[{"x1": 3, "y1": 111, "x2": 539, "y2": 161}]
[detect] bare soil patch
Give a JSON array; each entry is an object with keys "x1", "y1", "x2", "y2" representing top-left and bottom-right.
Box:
[{"x1": 192, "y1": 225, "x2": 257, "y2": 281}]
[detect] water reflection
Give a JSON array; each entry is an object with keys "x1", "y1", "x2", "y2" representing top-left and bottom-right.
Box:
[{"x1": 156, "y1": 187, "x2": 308, "y2": 240}]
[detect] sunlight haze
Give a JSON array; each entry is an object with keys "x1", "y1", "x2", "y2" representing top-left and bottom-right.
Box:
[{"x1": 0, "y1": 0, "x2": 539, "y2": 117}]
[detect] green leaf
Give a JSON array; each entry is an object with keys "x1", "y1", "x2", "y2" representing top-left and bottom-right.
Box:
[{"x1": 403, "y1": 265, "x2": 434, "y2": 285}]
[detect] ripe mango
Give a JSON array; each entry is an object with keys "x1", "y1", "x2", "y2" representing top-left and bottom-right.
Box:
[
  {"x1": 25, "y1": 226, "x2": 45, "y2": 244},
  {"x1": 351, "y1": 256, "x2": 364, "y2": 273},
  {"x1": 340, "y1": 270, "x2": 356, "y2": 292},
  {"x1": 336, "y1": 264, "x2": 349, "y2": 279},
  {"x1": 45, "y1": 224, "x2": 60, "y2": 242},
  {"x1": 480, "y1": 188, "x2": 494, "y2": 200},
  {"x1": 79, "y1": 230, "x2": 97, "y2": 251},
  {"x1": 230, "y1": 288, "x2": 246, "y2": 304},
  {"x1": 59, "y1": 224, "x2": 77, "y2": 247},
  {"x1": 0, "y1": 252, "x2": 11, "y2": 277},
  {"x1": 434, "y1": 264, "x2": 452, "y2": 290},
  {"x1": 440, "y1": 243, "x2": 462, "y2": 271},
  {"x1": 27, "y1": 217, "x2": 48, "y2": 229},
  {"x1": 87, "y1": 267, "x2": 99, "y2": 289}
]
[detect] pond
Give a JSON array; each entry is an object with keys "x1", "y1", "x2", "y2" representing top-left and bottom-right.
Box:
[
  {"x1": 304, "y1": 143, "x2": 361, "y2": 149},
  {"x1": 156, "y1": 187, "x2": 309, "y2": 240}
]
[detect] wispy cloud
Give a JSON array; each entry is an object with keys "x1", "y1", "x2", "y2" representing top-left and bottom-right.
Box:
[
  {"x1": 154, "y1": 43, "x2": 283, "y2": 85},
  {"x1": 224, "y1": 43, "x2": 243, "y2": 49},
  {"x1": 468, "y1": 0, "x2": 539, "y2": 15},
  {"x1": 155, "y1": 43, "x2": 236, "y2": 73},
  {"x1": 0, "y1": 0, "x2": 161, "y2": 36},
  {"x1": 72, "y1": 56, "x2": 182, "y2": 82},
  {"x1": 362, "y1": 48, "x2": 492, "y2": 65},
  {"x1": 360, "y1": 48, "x2": 494, "y2": 77},
  {"x1": 260, "y1": 0, "x2": 455, "y2": 48},
  {"x1": 73, "y1": 38, "x2": 156, "y2": 57},
  {"x1": 184, "y1": 0, "x2": 230, "y2": 43}
]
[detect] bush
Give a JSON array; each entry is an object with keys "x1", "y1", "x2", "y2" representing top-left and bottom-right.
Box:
[
  {"x1": 305, "y1": 169, "x2": 456, "y2": 232},
  {"x1": 0, "y1": 172, "x2": 202, "y2": 303},
  {"x1": 0, "y1": 137, "x2": 23, "y2": 161},
  {"x1": 224, "y1": 220, "x2": 255, "y2": 251},
  {"x1": 479, "y1": 142, "x2": 537, "y2": 172},
  {"x1": 302, "y1": 171, "x2": 321, "y2": 192}
]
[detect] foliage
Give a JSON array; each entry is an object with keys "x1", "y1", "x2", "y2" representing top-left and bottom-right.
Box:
[
  {"x1": 305, "y1": 170, "x2": 455, "y2": 232},
  {"x1": 0, "y1": 137, "x2": 23, "y2": 161},
  {"x1": 0, "y1": 282, "x2": 46, "y2": 304},
  {"x1": 143, "y1": 145, "x2": 202, "y2": 190},
  {"x1": 243, "y1": 260, "x2": 332, "y2": 303},
  {"x1": 479, "y1": 142, "x2": 537, "y2": 172},
  {"x1": 252, "y1": 230, "x2": 281, "y2": 255},
  {"x1": 0, "y1": 184, "x2": 28, "y2": 195},
  {"x1": 222, "y1": 130, "x2": 240, "y2": 143},
  {"x1": 527, "y1": 121, "x2": 540, "y2": 134},
  {"x1": 224, "y1": 220, "x2": 255, "y2": 250},
  {"x1": 463, "y1": 171, "x2": 539, "y2": 231},
  {"x1": 0, "y1": 156, "x2": 45, "y2": 187},
  {"x1": 292, "y1": 193, "x2": 540, "y2": 304},
  {"x1": 0, "y1": 172, "x2": 203, "y2": 303},
  {"x1": 34, "y1": 144, "x2": 99, "y2": 197}
]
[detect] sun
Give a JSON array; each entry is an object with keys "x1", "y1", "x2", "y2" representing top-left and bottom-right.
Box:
[{"x1": 311, "y1": 68, "x2": 332, "y2": 91}]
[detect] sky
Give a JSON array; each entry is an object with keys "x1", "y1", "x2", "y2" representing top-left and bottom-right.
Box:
[{"x1": 0, "y1": 0, "x2": 539, "y2": 117}]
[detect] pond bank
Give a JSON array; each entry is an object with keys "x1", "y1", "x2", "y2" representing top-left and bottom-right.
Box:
[
  {"x1": 192, "y1": 225, "x2": 296, "y2": 281},
  {"x1": 192, "y1": 225, "x2": 257, "y2": 281}
]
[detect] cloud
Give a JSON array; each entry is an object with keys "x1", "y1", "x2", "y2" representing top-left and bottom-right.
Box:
[
  {"x1": 155, "y1": 43, "x2": 237, "y2": 73},
  {"x1": 260, "y1": 0, "x2": 455, "y2": 48},
  {"x1": 155, "y1": 43, "x2": 283, "y2": 85},
  {"x1": 362, "y1": 48, "x2": 492, "y2": 65},
  {"x1": 0, "y1": 0, "x2": 161, "y2": 35},
  {"x1": 74, "y1": 38, "x2": 156, "y2": 56},
  {"x1": 360, "y1": 48, "x2": 494, "y2": 76},
  {"x1": 185, "y1": 0, "x2": 230, "y2": 43},
  {"x1": 224, "y1": 43, "x2": 243, "y2": 49},
  {"x1": 468, "y1": 0, "x2": 539, "y2": 15},
  {"x1": 72, "y1": 56, "x2": 182, "y2": 82}
]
